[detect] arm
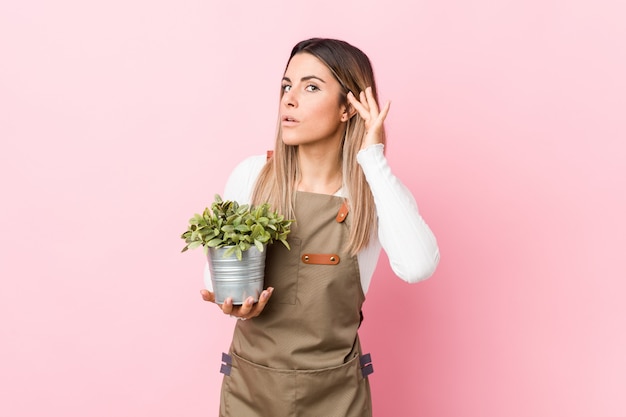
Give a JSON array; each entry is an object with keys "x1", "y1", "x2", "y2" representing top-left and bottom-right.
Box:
[
  {"x1": 348, "y1": 88, "x2": 440, "y2": 283},
  {"x1": 222, "y1": 155, "x2": 267, "y2": 203},
  {"x1": 358, "y1": 144, "x2": 440, "y2": 283}
]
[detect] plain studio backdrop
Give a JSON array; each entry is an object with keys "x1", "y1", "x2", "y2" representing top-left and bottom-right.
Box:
[{"x1": 1, "y1": 1, "x2": 624, "y2": 416}]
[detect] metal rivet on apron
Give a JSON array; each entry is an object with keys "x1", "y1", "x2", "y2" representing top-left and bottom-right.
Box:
[
  {"x1": 304, "y1": 255, "x2": 309, "y2": 262},
  {"x1": 330, "y1": 256, "x2": 336, "y2": 262}
]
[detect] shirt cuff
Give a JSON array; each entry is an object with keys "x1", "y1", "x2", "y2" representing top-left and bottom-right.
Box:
[{"x1": 356, "y1": 143, "x2": 385, "y2": 165}]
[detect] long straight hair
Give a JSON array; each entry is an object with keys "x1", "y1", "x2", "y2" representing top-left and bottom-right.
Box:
[{"x1": 251, "y1": 38, "x2": 386, "y2": 255}]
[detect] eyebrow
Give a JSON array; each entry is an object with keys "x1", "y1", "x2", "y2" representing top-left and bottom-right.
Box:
[{"x1": 282, "y1": 75, "x2": 327, "y2": 83}]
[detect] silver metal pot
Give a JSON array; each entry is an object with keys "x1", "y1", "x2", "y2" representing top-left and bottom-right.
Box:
[{"x1": 207, "y1": 245, "x2": 266, "y2": 305}]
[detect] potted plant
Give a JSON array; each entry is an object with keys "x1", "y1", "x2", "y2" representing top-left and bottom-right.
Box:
[{"x1": 181, "y1": 194, "x2": 292, "y2": 304}]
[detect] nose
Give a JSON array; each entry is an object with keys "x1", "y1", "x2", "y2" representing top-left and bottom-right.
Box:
[{"x1": 281, "y1": 90, "x2": 297, "y2": 108}]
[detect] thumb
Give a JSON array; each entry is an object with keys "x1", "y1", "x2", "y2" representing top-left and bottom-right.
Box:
[{"x1": 200, "y1": 289, "x2": 216, "y2": 303}]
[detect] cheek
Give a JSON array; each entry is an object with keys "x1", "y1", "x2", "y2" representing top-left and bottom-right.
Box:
[{"x1": 309, "y1": 100, "x2": 342, "y2": 125}]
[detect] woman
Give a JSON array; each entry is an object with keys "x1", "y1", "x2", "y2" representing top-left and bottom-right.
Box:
[{"x1": 200, "y1": 38, "x2": 440, "y2": 416}]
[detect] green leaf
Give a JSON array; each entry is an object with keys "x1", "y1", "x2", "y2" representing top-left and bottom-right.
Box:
[
  {"x1": 187, "y1": 241, "x2": 203, "y2": 250},
  {"x1": 258, "y1": 230, "x2": 271, "y2": 243},
  {"x1": 207, "y1": 238, "x2": 223, "y2": 247},
  {"x1": 223, "y1": 246, "x2": 237, "y2": 258},
  {"x1": 251, "y1": 224, "x2": 263, "y2": 239},
  {"x1": 221, "y1": 225, "x2": 235, "y2": 233},
  {"x1": 235, "y1": 224, "x2": 250, "y2": 233}
]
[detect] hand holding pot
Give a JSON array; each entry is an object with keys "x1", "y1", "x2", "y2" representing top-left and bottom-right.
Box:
[{"x1": 200, "y1": 287, "x2": 274, "y2": 320}]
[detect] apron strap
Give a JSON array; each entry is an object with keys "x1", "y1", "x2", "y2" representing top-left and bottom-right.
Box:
[
  {"x1": 301, "y1": 254, "x2": 340, "y2": 265},
  {"x1": 336, "y1": 201, "x2": 349, "y2": 223}
]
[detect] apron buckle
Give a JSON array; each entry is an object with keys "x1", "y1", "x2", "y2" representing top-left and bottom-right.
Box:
[
  {"x1": 360, "y1": 353, "x2": 374, "y2": 378},
  {"x1": 220, "y1": 352, "x2": 233, "y2": 376}
]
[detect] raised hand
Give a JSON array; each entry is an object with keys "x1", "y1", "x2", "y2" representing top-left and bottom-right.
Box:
[
  {"x1": 200, "y1": 287, "x2": 274, "y2": 320},
  {"x1": 347, "y1": 87, "x2": 391, "y2": 150}
]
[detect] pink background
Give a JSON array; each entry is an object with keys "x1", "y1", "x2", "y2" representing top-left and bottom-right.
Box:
[{"x1": 1, "y1": 1, "x2": 624, "y2": 416}]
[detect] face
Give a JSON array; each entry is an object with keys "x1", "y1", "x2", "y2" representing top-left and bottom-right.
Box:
[{"x1": 280, "y1": 53, "x2": 349, "y2": 147}]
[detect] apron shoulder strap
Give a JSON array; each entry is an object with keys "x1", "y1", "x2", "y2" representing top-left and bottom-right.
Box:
[{"x1": 336, "y1": 201, "x2": 349, "y2": 223}]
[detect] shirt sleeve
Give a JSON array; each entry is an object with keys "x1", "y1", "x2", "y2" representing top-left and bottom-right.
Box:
[
  {"x1": 223, "y1": 155, "x2": 267, "y2": 203},
  {"x1": 357, "y1": 144, "x2": 440, "y2": 283}
]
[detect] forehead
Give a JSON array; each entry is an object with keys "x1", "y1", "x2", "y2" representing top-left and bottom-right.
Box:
[{"x1": 284, "y1": 53, "x2": 334, "y2": 80}]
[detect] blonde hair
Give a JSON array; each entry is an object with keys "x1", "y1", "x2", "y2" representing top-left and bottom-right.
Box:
[{"x1": 251, "y1": 38, "x2": 386, "y2": 255}]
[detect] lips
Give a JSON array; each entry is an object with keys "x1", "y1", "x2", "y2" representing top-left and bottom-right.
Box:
[{"x1": 281, "y1": 115, "x2": 299, "y2": 124}]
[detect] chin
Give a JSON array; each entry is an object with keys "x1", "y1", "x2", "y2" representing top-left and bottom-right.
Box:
[{"x1": 281, "y1": 134, "x2": 307, "y2": 146}]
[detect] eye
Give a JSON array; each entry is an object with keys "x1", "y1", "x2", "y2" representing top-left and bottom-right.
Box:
[
  {"x1": 282, "y1": 84, "x2": 292, "y2": 93},
  {"x1": 305, "y1": 84, "x2": 319, "y2": 92}
]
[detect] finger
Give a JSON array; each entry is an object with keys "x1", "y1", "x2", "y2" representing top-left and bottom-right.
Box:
[
  {"x1": 365, "y1": 87, "x2": 379, "y2": 116},
  {"x1": 378, "y1": 100, "x2": 391, "y2": 124},
  {"x1": 220, "y1": 297, "x2": 234, "y2": 315},
  {"x1": 348, "y1": 91, "x2": 367, "y2": 117},
  {"x1": 232, "y1": 287, "x2": 274, "y2": 319},
  {"x1": 347, "y1": 92, "x2": 368, "y2": 118},
  {"x1": 237, "y1": 296, "x2": 256, "y2": 316},
  {"x1": 253, "y1": 287, "x2": 274, "y2": 313},
  {"x1": 359, "y1": 91, "x2": 370, "y2": 112},
  {"x1": 200, "y1": 289, "x2": 215, "y2": 303}
]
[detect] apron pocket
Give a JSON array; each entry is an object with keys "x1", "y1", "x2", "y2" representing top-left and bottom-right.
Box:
[
  {"x1": 222, "y1": 352, "x2": 296, "y2": 416},
  {"x1": 293, "y1": 352, "x2": 371, "y2": 417},
  {"x1": 222, "y1": 351, "x2": 371, "y2": 417}
]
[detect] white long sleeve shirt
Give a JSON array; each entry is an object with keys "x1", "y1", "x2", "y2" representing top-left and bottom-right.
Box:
[{"x1": 205, "y1": 144, "x2": 439, "y2": 294}]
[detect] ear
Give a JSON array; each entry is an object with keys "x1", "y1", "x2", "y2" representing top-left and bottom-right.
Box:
[{"x1": 340, "y1": 104, "x2": 357, "y2": 122}]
